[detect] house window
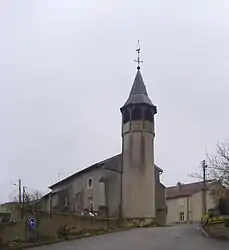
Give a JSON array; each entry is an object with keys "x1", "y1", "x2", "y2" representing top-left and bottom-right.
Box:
[
  {"x1": 179, "y1": 212, "x2": 185, "y2": 222},
  {"x1": 87, "y1": 177, "x2": 93, "y2": 189}
]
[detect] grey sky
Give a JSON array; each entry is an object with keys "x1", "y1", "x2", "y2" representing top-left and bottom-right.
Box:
[{"x1": 1, "y1": 0, "x2": 229, "y2": 202}]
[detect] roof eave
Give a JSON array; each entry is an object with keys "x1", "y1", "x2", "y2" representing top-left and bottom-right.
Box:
[
  {"x1": 48, "y1": 163, "x2": 99, "y2": 189},
  {"x1": 166, "y1": 194, "x2": 192, "y2": 200},
  {"x1": 120, "y1": 103, "x2": 157, "y2": 114}
]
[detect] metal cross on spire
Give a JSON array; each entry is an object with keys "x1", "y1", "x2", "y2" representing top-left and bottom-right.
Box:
[{"x1": 134, "y1": 40, "x2": 143, "y2": 70}]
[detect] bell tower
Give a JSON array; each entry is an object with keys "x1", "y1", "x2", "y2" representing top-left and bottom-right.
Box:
[{"x1": 120, "y1": 43, "x2": 157, "y2": 219}]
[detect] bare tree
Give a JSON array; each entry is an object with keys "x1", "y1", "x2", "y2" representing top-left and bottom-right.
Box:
[
  {"x1": 13, "y1": 189, "x2": 43, "y2": 203},
  {"x1": 190, "y1": 140, "x2": 229, "y2": 186},
  {"x1": 207, "y1": 140, "x2": 229, "y2": 187},
  {"x1": 189, "y1": 140, "x2": 229, "y2": 203},
  {"x1": 25, "y1": 190, "x2": 43, "y2": 202}
]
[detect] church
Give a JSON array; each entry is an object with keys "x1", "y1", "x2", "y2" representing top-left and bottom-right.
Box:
[{"x1": 40, "y1": 52, "x2": 167, "y2": 225}]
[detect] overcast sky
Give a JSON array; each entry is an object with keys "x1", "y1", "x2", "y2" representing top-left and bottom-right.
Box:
[{"x1": 1, "y1": 0, "x2": 229, "y2": 203}]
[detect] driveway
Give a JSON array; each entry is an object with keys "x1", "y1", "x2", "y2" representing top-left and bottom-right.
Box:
[{"x1": 31, "y1": 224, "x2": 228, "y2": 250}]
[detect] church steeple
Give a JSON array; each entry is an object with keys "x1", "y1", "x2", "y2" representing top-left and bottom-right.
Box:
[
  {"x1": 121, "y1": 41, "x2": 157, "y2": 113},
  {"x1": 120, "y1": 42, "x2": 158, "y2": 220},
  {"x1": 121, "y1": 70, "x2": 155, "y2": 109}
]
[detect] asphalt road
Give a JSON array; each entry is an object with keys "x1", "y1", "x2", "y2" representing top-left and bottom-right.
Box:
[{"x1": 31, "y1": 224, "x2": 228, "y2": 250}]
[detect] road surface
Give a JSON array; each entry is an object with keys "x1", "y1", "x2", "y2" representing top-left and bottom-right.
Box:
[{"x1": 31, "y1": 224, "x2": 228, "y2": 250}]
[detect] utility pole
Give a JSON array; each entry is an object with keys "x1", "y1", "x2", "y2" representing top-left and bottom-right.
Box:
[
  {"x1": 22, "y1": 186, "x2": 26, "y2": 204},
  {"x1": 18, "y1": 179, "x2": 22, "y2": 204},
  {"x1": 21, "y1": 186, "x2": 26, "y2": 219},
  {"x1": 202, "y1": 160, "x2": 207, "y2": 214}
]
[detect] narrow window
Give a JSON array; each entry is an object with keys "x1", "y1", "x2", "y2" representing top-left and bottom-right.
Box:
[
  {"x1": 145, "y1": 108, "x2": 153, "y2": 122},
  {"x1": 123, "y1": 110, "x2": 130, "y2": 124},
  {"x1": 132, "y1": 107, "x2": 142, "y2": 121},
  {"x1": 87, "y1": 177, "x2": 93, "y2": 189},
  {"x1": 179, "y1": 212, "x2": 185, "y2": 222}
]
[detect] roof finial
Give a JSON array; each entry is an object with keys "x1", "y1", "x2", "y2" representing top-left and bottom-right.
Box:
[{"x1": 134, "y1": 40, "x2": 143, "y2": 70}]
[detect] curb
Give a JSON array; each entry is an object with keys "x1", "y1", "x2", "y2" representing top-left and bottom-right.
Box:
[{"x1": 2, "y1": 228, "x2": 132, "y2": 250}]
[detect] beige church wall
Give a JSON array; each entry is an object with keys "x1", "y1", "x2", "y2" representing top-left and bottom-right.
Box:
[
  {"x1": 70, "y1": 168, "x2": 105, "y2": 212},
  {"x1": 51, "y1": 193, "x2": 58, "y2": 208},
  {"x1": 104, "y1": 170, "x2": 121, "y2": 217},
  {"x1": 38, "y1": 195, "x2": 51, "y2": 213},
  {"x1": 143, "y1": 131, "x2": 156, "y2": 217},
  {"x1": 156, "y1": 182, "x2": 166, "y2": 210},
  {"x1": 98, "y1": 181, "x2": 106, "y2": 207},
  {"x1": 143, "y1": 120, "x2": 154, "y2": 133},
  {"x1": 51, "y1": 180, "x2": 71, "y2": 193},
  {"x1": 49, "y1": 155, "x2": 162, "y2": 220},
  {"x1": 155, "y1": 182, "x2": 166, "y2": 225},
  {"x1": 122, "y1": 130, "x2": 155, "y2": 218},
  {"x1": 50, "y1": 167, "x2": 105, "y2": 213},
  {"x1": 103, "y1": 158, "x2": 164, "y2": 218}
]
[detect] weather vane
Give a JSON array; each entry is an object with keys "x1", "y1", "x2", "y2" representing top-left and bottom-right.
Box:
[{"x1": 134, "y1": 40, "x2": 143, "y2": 70}]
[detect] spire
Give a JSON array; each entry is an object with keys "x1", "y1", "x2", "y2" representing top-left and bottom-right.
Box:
[
  {"x1": 121, "y1": 41, "x2": 156, "y2": 110},
  {"x1": 130, "y1": 70, "x2": 148, "y2": 96},
  {"x1": 122, "y1": 70, "x2": 153, "y2": 107}
]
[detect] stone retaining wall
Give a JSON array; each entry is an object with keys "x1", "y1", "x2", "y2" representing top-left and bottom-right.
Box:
[
  {"x1": 204, "y1": 222, "x2": 229, "y2": 239},
  {"x1": 0, "y1": 209, "x2": 122, "y2": 245},
  {"x1": 0, "y1": 208, "x2": 160, "y2": 246}
]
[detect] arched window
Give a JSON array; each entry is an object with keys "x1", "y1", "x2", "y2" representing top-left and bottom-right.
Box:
[
  {"x1": 131, "y1": 107, "x2": 142, "y2": 121},
  {"x1": 87, "y1": 177, "x2": 93, "y2": 189},
  {"x1": 179, "y1": 212, "x2": 185, "y2": 222},
  {"x1": 123, "y1": 110, "x2": 130, "y2": 124},
  {"x1": 145, "y1": 108, "x2": 153, "y2": 122}
]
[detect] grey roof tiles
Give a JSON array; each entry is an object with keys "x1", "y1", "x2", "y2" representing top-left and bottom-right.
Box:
[{"x1": 122, "y1": 70, "x2": 154, "y2": 107}]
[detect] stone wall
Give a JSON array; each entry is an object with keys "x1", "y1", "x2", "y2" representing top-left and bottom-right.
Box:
[
  {"x1": 34, "y1": 210, "x2": 121, "y2": 239},
  {"x1": 0, "y1": 221, "x2": 26, "y2": 243},
  {"x1": 202, "y1": 215, "x2": 229, "y2": 239},
  {"x1": 203, "y1": 222, "x2": 229, "y2": 239},
  {"x1": 0, "y1": 209, "x2": 122, "y2": 245}
]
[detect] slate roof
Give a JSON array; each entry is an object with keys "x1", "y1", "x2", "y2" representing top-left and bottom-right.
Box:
[
  {"x1": 121, "y1": 70, "x2": 155, "y2": 108},
  {"x1": 166, "y1": 180, "x2": 217, "y2": 199},
  {"x1": 41, "y1": 192, "x2": 52, "y2": 199},
  {"x1": 49, "y1": 153, "x2": 163, "y2": 189}
]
